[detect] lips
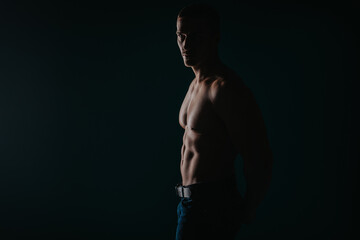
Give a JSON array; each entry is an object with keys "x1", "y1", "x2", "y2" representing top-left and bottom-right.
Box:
[{"x1": 183, "y1": 53, "x2": 195, "y2": 56}]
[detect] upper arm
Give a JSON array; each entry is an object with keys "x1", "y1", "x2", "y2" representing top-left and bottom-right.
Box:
[
  {"x1": 210, "y1": 79, "x2": 250, "y2": 155},
  {"x1": 210, "y1": 80, "x2": 272, "y2": 161}
]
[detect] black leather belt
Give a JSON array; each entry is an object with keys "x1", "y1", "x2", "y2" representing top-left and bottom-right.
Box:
[
  {"x1": 175, "y1": 183, "x2": 192, "y2": 198},
  {"x1": 175, "y1": 175, "x2": 237, "y2": 198}
]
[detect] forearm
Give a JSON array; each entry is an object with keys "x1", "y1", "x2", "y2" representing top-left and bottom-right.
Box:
[{"x1": 243, "y1": 152, "x2": 273, "y2": 210}]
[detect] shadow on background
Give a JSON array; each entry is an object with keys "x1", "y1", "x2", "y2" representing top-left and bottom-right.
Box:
[{"x1": 0, "y1": 0, "x2": 358, "y2": 239}]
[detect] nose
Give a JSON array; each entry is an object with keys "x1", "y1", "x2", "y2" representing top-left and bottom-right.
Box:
[
  {"x1": 183, "y1": 36, "x2": 194, "y2": 52},
  {"x1": 184, "y1": 37, "x2": 190, "y2": 50}
]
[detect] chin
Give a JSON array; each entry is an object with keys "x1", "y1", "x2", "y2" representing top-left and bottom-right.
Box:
[{"x1": 183, "y1": 59, "x2": 198, "y2": 67}]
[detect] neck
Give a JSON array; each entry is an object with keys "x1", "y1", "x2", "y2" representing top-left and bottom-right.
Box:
[{"x1": 191, "y1": 54, "x2": 226, "y2": 83}]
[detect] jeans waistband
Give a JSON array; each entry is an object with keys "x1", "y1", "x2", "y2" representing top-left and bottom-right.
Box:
[{"x1": 176, "y1": 174, "x2": 238, "y2": 199}]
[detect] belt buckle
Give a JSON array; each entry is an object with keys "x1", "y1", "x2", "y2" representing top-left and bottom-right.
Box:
[{"x1": 175, "y1": 183, "x2": 183, "y2": 197}]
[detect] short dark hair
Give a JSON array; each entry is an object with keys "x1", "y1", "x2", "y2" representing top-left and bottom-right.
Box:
[{"x1": 177, "y1": 3, "x2": 220, "y2": 35}]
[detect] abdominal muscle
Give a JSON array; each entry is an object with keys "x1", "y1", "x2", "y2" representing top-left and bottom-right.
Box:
[{"x1": 180, "y1": 125, "x2": 237, "y2": 186}]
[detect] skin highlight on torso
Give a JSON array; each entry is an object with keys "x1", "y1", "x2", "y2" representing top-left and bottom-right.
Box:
[{"x1": 179, "y1": 69, "x2": 241, "y2": 186}]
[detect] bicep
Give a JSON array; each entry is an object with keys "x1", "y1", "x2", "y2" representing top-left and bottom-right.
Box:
[
  {"x1": 211, "y1": 81, "x2": 250, "y2": 155},
  {"x1": 212, "y1": 83, "x2": 271, "y2": 159}
]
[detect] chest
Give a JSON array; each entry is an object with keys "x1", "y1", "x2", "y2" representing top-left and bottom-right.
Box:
[{"x1": 179, "y1": 83, "x2": 221, "y2": 133}]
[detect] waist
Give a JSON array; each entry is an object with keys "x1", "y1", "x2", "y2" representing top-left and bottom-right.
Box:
[{"x1": 176, "y1": 174, "x2": 238, "y2": 199}]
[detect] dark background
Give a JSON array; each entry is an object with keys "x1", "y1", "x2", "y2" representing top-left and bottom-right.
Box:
[{"x1": 0, "y1": 0, "x2": 358, "y2": 239}]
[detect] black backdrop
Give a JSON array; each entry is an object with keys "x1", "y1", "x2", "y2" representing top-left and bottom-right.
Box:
[{"x1": 0, "y1": 0, "x2": 358, "y2": 239}]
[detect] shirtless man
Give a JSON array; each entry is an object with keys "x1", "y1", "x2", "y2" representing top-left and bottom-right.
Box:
[{"x1": 174, "y1": 3, "x2": 273, "y2": 240}]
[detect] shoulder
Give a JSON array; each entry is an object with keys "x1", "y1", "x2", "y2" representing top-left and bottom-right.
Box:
[
  {"x1": 209, "y1": 70, "x2": 248, "y2": 104},
  {"x1": 189, "y1": 77, "x2": 197, "y2": 90}
]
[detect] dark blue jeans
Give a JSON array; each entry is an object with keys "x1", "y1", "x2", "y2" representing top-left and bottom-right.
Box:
[{"x1": 175, "y1": 176, "x2": 243, "y2": 240}]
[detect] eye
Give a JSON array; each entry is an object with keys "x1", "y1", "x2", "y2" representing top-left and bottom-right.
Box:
[{"x1": 177, "y1": 33, "x2": 185, "y2": 41}]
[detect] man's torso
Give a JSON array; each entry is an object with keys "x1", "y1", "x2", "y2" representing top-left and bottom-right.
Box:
[{"x1": 178, "y1": 67, "x2": 244, "y2": 186}]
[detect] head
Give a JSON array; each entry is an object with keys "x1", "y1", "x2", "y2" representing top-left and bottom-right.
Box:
[{"x1": 176, "y1": 3, "x2": 220, "y2": 67}]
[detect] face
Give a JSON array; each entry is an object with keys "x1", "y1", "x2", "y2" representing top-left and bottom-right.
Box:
[{"x1": 176, "y1": 17, "x2": 219, "y2": 67}]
